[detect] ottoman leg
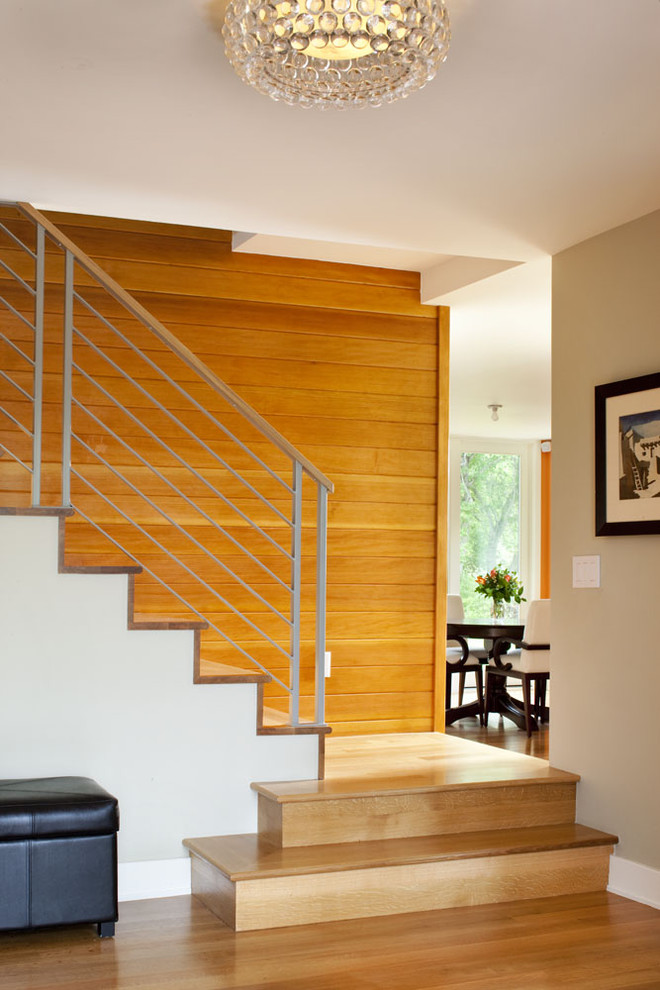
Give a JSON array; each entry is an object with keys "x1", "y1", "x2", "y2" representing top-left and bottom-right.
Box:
[{"x1": 98, "y1": 921, "x2": 115, "y2": 938}]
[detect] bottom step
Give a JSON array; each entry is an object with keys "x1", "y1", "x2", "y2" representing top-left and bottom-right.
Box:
[{"x1": 184, "y1": 824, "x2": 617, "y2": 931}]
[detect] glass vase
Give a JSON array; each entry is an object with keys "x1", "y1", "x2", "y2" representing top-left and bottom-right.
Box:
[{"x1": 491, "y1": 599, "x2": 505, "y2": 621}]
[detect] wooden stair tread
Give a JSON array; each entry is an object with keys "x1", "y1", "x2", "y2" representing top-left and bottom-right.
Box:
[
  {"x1": 62, "y1": 563, "x2": 142, "y2": 575},
  {"x1": 129, "y1": 618, "x2": 208, "y2": 630},
  {"x1": 184, "y1": 823, "x2": 617, "y2": 882},
  {"x1": 252, "y1": 764, "x2": 579, "y2": 804},
  {"x1": 197, "y1": 658, "x2": 271, "y2": 684},
  {"x1": 320, "y1": 732, "x2": 577, "y2": 793},
  {"x1": 261, "y1": 705, "x2": 289, "y2": 725},
  {"x1": 0, "y1": 507, "x2": 75, "y2": 517},
  {"x1": 259, "y1": 706, "x2": 332, "y2": 738}
]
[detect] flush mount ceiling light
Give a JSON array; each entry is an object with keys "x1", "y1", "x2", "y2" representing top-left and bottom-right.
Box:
[{"x1": 207, "y1": 0, "x2": 451, "y2": 109}]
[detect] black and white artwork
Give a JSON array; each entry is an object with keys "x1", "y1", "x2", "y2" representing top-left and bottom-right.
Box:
[
  {"x1": 596, "y1": 373, "x2": 660, "y2": 535},
  {"x1": 619, "y1": 410, "x2": 660, "y2": 500}
]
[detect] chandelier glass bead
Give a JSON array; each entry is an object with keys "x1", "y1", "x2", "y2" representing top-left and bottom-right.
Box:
[{"x1": 221, "y1": 0, "x2": 451, "y2": 109}]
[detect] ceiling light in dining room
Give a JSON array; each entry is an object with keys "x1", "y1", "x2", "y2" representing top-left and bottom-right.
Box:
[{"x1": 211, "y1": 0, "x2": 451, "y2": 109}]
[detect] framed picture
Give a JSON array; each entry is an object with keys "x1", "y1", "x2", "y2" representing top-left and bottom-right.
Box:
[{"x1": 595, "y1": 371, "x2": 660, "y2": 536}]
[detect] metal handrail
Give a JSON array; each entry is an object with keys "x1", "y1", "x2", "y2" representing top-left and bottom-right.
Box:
[
  {"x1": 0, "y1": 202, "x2": 332, "y2": 726},
  {"x1": 14, "y1": 202, "x2": 333, "y2": 492}
]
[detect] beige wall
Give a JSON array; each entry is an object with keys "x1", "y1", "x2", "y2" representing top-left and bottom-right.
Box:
[{"x1": 551, "y1": 210, "x2": 660, "y2": 869}]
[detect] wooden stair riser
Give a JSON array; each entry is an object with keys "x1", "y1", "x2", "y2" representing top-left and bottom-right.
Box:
[
  {"x1": 189, "y1": 843, "x2": 613, "y2": 932},
  {"x1": 258, "y1": 782, "x2": 577, "y2": 848}
]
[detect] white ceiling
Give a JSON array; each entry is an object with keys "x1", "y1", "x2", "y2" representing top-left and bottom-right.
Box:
[{"x1": 1, "y1": 0, "x2": 659, "y2": 438}]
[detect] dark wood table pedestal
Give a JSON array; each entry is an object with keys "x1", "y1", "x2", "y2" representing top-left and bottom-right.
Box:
[
  {"x1": 487, "y1": 681, "x2": 535, "y2": 732},
  {"x1": 444, "y1": 663, "x2": 483, "y2": 726},
  {"x1": 446, "y1": 621, "x2": 527, "y2": 730}
]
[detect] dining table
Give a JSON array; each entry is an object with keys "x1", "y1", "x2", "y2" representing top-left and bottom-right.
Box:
[{"x1": 446, "y1": 620, "x2": 528, "y2": 730}]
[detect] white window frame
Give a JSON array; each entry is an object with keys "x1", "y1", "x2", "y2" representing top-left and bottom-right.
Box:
[{"x1": 447, "y1": 437, "x2": 541, "y2": 622}]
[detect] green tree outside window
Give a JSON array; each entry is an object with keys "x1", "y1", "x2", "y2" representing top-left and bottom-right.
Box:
[{"x1": 459, "y1": 452, "x2": 521, "y2": 620}]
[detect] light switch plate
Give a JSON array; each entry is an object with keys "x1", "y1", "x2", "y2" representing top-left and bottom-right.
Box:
[{"x1": 572, "y1": 555, "x2": 601, "y2": 588}]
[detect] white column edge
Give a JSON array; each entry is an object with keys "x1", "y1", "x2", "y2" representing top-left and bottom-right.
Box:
[{"x1": 608, "y1": 854, "x2": 660, "y2": 909}]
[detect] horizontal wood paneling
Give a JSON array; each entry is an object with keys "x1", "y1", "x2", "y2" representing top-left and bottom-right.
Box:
[
  {"x1": 0, "y1": 207, "x2": 448, "y2": 734},
  {"x1": 45, "y1": 222, "x2": 423, "y2": 291},
  {"x1": 53, "y1": 521, "x2": 438, "y2": 559},
  {"x1": 0, "y1": 277, "x2": 438, "y2": 348},
  {"x1": 0, "y1": 242, "x2": 431, "y2": 317},
  {"x1": 0, "y1": 302, "x2": 437, "y2": 373}
]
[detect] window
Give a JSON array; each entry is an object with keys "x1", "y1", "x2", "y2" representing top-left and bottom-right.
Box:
[{"x1": 448, "y1": 439, "x2": 540, "y2": 621}]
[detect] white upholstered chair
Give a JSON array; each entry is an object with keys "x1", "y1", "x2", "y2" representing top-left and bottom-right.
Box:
[
  {"x1": 446, "y1": 594, "x2": 484, "y2": 725},
  {"x1": 485, "y1": 598, "x2": 551, "y2": 736}
]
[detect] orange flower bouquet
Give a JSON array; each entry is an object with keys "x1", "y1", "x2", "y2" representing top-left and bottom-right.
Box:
[{"x1": 475, "y1": 565, "x2": 525, "y2": 619}]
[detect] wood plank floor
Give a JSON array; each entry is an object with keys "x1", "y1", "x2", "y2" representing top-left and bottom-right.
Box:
[
  {"x1": 1, "y1": 891, "x2": 658, "y2": 989},
  {"x1": 442, "y1": 676, "x2": 550, "y2": 760},
  {"x1": 316, "y1": 730, "x2": 558, "y2": 795},
  {"x1": 446, "y1": 712, "x2": 550, "y2": 760}
]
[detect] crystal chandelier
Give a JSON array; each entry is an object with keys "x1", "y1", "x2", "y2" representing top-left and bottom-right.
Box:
[{"x1": 215, "y1": 0, "x2": 451, "y2": 109}]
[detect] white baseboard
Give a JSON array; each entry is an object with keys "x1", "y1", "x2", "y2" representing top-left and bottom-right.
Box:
[
  {"x1": 118, "y1": 858, "x2": 191, "y2": 902},
  {"x1": 608, "y1": 854, "x2": 660, "y2": 909},
  {"x1": 118, "y1": 853, "x2": 660, "y2": 909}
]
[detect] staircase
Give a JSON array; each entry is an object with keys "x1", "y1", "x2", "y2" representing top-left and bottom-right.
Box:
[
  {"x1": 183, "y1": 733, "x2": 617, "y2": 931},
  {"x1": 0, "y1": 201, "x2": 332, "y2": 733}
]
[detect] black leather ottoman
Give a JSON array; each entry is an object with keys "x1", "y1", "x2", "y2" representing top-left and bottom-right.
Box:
[{"x1": 0, "y1": 777, "x2": 119, "y2": 937}]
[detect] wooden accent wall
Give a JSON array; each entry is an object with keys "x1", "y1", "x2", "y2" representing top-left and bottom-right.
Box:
[{"x1": 0, "y1": 209, "x2": 449, "y2": 735}]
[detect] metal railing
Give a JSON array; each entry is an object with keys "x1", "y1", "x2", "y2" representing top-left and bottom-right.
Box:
[
  {"x1": 0, "y1": 209, "x2": 44, "y2": 506},
  {"x1": 0, "y1": 201, "x2": 332, "y2": 726}
]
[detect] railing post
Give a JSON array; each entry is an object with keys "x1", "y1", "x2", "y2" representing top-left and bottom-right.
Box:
[
  {"x1": 315, "y1": 482, "x2": 328, "y2": 726},
  {"x1": 290, "y1": 461, "x2": 303, "y2": 726},
  {"x1": 31, "y1": 224, "x2": 45, "y2": 507},
  {"x1": 61, "y1": 250, "x2": 74, "y2": 507}
]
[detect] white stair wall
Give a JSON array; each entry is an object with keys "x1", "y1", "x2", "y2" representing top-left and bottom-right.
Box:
[{"x1": 0, "y1": 514, "x2": 318, "y2": 893}]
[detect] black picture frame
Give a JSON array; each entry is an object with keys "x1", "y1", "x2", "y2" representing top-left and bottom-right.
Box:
[{"x1": 595, "y1": 371, "x2": 660, "y2": 536}]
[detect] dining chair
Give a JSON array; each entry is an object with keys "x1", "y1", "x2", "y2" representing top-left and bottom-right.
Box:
[
  {"x1": 485, "y1": 598, "x2": 550, "y2": 736},
  {"x1": 446, "y1": 594, "x2": 484, "y2": 724}
]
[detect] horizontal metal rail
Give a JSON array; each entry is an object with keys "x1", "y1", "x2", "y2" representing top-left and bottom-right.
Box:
[
  {"x1": 74, "y1": 290, "x2": 294, "y2": 496},
  {"x1": 0, "y1": 405, "x2": 33, "y2": 436},
  {"x1": 71, "y1": 426, "x2": 293, "y2": 621},
  {"x1": 0, "y1": 222, "x2": 36, "y2": 259},
  {"x1": 72, "y1": 401, "x2": 292, "y2": 590},
  {"x1": 70, "y1": 455, "x2": 293, "y2": 653},
  {"x1": 71, "y1": 349, "x2": 293, "y2": 560},
  {"x1": 71, "y1": 502, "x2": 292, "y2": 693},
  {"x1": 0, "y1": 328, "x2": 34, "y2": 364},
  {"x1": 0, "y1": 258, "x2": 36, "y2": 296},
  {"x1": 0, "y1": 442, "x2": 33, "y2": 475},
  {"x1": 0, "y1": 369, "x2": 32, "y2": 401},
  {"x1": 0, "y1": 295, "x2": 38, "y2": 332},
  {"x1": 72, "y1": 321, "x2": 293, "y2": 530}
]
